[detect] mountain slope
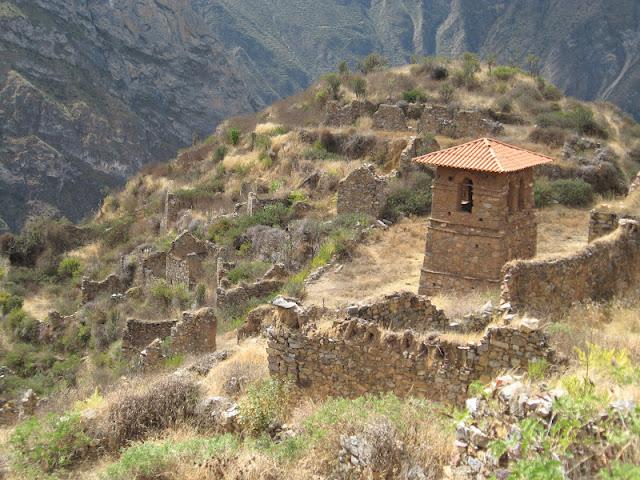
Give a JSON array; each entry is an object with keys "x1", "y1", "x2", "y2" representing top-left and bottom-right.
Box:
[{"x1": 1, "y1": 0, "x2": 640, "y2": 231}]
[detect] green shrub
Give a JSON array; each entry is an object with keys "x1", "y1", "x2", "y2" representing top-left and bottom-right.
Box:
[
  {"x1": 358, "y1": 52, "x2": 387, "y2": 74},
  {"x1": 493, "y1": 66, "x2": 520, "y2": 81},
  {"x1": 238, "y1": 378, "x2": 292, "y2": 435},
  {"x1": 324, "y1": 73, "x2": 341, "y2": 100},
  {"x1": 150, "y1": 280, "x2": 191, "y2": 309},
  {"x1": 213, "y1": 145, "x2": 227, "y2": 162},
  {"x1": 431, "y1": 65, "x2": 449, "y2": 80},
  {"x1": 534, "y1": 178, "x2": 555, "y2": 207},
  {"x1": 10, "y1": 413, "x2": 91, "y2": 474},
  {"x1": 537, "y1": 106, "x2": 607, "y2": 137},
  {"x1": 349, "y1": 76, "x2": 367, "y2": 98},
  {"x1": 6, "y1": 307, "x2": 40, "y2": 343},
  {"x1": 227, "y1": 261, "x2": 271, "y2": 285},
  {"x1": 541, "y1": 83, "x2": 563, "y2": 101},
  {"x1": 527, "y1": 359, "x2": 550, "y2": 381},
  {"x1": 0, "y1": 291, "x2": 23, "y2": 315},
  {"x1": 194, "y1": 283, "x2": 206, "y2": 306},
  {"x1": 163, "y1": 354, "x2": 184, "y2": 369},
  {"x1": 439, "y1": 83, "x2": 455, "y2": 103},
  {"x1": 382, "y1": 172, "x2": 433, "y2": 221},
  {"x1": 57, "y1": 257, "x2": 82, "y2": 280},
  {"x1": 551, "y1": 179, "x2": 594, "y2": 207},
  {"x1": 228, "y1": 127, "x2": 241, "y2": 146},
  {"x1": 288, "y1": 190, "x2": 308, "y2": 203},
  {"x1": 528, "y1": 126, "x2": 566, "y2": 147},
  {"x1": 402, "y1": 88, "x2": 428, "y2": 103},
  {"x1": 102, "y1": 435, "x2": 238, "y2": 480}
]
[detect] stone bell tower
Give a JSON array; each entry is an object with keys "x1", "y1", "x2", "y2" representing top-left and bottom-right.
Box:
[{"x1": 414, "y1": 138, "x2": 553, "y2": 295}]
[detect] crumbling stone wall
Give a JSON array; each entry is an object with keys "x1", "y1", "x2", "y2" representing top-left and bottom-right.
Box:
[
  {"x1": 588, "y1": 209, "x2": 639, "y2": 242},
  {"x1": 336, "y1": 165, "x2": 390, "y2": 218},
  {"x1": 81, "y1": 274, "x2": 130, "y2": 303},
  {"x1": 501, "y1": 220, "x2": 640, "y2": 315},
  {"x1": 217, "y1": 279, "x2": 284, "y2": 311},
  {"x1": 372, "y1": 104, "x2": 407, "y2": 131},
  {"x1": 268, "y1": 316, "x2": 553, "y2": 405},
  {"x1": 122, "y1": 319, "x2": 177, "y2": 357},
  {"x1": 171, "y1": 308, "x2": 217, "y2": 353},
  {"x1": 165, "y1": 231, "x2": 217, "y2": 288},
  {"x1": 419, "y1": 106, "x2": 503, "y2": 138},
  {"x1": 346, "y1": 292, "x2": 448, "y2": 332},
  {"x1": 162, "y1": 191, "x2": 234, "y2": 231},
  {"x1": 323, "y1": 100, "x2": 377, "y2": 127}
]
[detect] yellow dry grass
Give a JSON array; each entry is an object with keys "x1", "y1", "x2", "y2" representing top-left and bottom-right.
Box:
[
  {"x1": 22, "y1": 292, "x2": 55, "y2": 320},
  {"x1": 536, "y1": 205, "x2": 590, "y2": 258},
  {"x1": 203, "y1": 338, "x2": 268, "y2": 397},
  {"x1": 253, "y1": 122, "x2": 283, "y2": 135},
  {"x1": 222, "y1": 151, "x2": 258, "y2": 171},
  {"x1": 431, "y1": 287, "x2": 501, "y2": 319},
  {"x1": 304, "y1": 218, "x2": 426, "y2": 308}
]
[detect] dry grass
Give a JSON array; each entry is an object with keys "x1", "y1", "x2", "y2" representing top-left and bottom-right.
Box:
[
  {"x1": 305, "y1": 218, "x2": 426, "y2": 308},
  {"x1": 203, "y1": 339, "x2": 268, "y2": 397},
  {"x1": 431, "y1": 287, "x2": 500, "y2": 320},
  {"x1": 536, "y1": 205, "x2": 590, "y2": 258},
  {"x1": 22, "y1": 291, "x2": 55, "y2": 319}
]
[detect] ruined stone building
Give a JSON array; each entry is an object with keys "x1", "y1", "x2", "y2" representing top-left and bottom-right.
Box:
[{"x1": 414, "y1": 138, "x2": 553, "y2": 295}]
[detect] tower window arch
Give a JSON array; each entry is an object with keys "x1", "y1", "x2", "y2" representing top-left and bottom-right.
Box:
[{"x1": 460, "y1": 178, "x2": 473, "y2": 213}]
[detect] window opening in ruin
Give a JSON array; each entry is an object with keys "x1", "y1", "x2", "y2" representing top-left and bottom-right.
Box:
[
  {"x1": 518, "y1": 177, "x2": 526, "y2": 210},
  {"x1": 460, "y1": 178, "x2": 473, "y2": 213}
]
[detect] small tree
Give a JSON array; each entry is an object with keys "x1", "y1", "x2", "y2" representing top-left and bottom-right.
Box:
[
  {"x1": 228, "y1": 127, "x2": 240, "y2": 146},
  {"x1": 358, "y1": 53, "x2": 388, "y2": 74},
  {"x1": 526, "y1": 54, "x2": 541, "y2": 76},
  {"x1": 439, "y1": 83, "x2": 455, "y2": 104},
  {"x1": 338, "y1": 60, "x2": 350, "y2": 76},
  {"x1": 324, "y1": 73, "x2": 342, "y2": 100},
  {"x1": 485, "y1": 53, "x2": 497, "y2": 74},
  {"x1": 349, "y1": 76, "x2": 367, "y2": 98},
  {"x1": 462, "y1": 52, "x2": 481, "y2": 81}
]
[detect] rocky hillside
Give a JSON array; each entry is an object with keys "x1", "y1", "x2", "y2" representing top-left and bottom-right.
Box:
[{"x1": 1, "y1": 0, "x2": 640, "y2": 231}]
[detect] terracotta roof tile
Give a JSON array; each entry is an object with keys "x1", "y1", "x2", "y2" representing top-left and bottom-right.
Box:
[{"x1": 413, "y1": 137, "x2": 553, "y2": 173}]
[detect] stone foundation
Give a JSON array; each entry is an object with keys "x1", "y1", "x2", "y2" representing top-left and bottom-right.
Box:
[
  {"x1": 122, "y1": 319, "x2": 177, "y2": 357},
  {"x1": 501, "y1": 220, "x2": 640, "y2": 315},
  {"x1": 372, "y1": 104, "x2": 407, "y2": 131}
]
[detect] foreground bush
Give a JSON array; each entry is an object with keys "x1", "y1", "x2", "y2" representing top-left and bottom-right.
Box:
[
  {"x1": 102, "y1": 435, "x2": 238, "y2": 480},
  {"x1": 238, "y1": 378, "x2": 292, "y2": 435},
  {"x1": 96, "y1": 378, "x2": 201, "y2": 450},
  {"x1": 10, "y1": 412, "x2": 91, "y2": 475}
]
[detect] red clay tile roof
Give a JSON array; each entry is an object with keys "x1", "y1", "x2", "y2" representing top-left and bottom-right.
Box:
[{"x1": 413, "y1": 137, "x2": 554, "y2": 173}]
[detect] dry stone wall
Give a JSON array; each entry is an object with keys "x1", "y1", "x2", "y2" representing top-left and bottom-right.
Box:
[
  {"x1": 217, "y1": 279, "x2": 284, "y2": 311},
  {"x1": 501, "y1": 220, "x2": 640, "y2": 315},
  {"x1": 171, "y1": 308, "x2": 217, "y2": 353},
  {"x1": 81, "y1": 274, "x2": 130, "y2": 303},
  {"x1": 267, "y1": 316, "x2": 554, "y2": 405},
  {"x1": 122, "y1": 319, "x2": 177, "y2": 357},
  {"x1": 323, "y1": 100, "x2": 377, "y2": 127},
  {"x1": 336, "y1": 165, "x2": 390, "y2": 218},
  {"x1": 419, "y1": 106, "x2": 503, "y2": 138},
  {"x1": 346, "y1": 292, "x2": 448, "y2": 332},
  {"x1": 588, "y1": 209, "x2": 639, "y2": 242},
  {"x1": 372, "y1": 104, "x2": 407, "y2": 131}
]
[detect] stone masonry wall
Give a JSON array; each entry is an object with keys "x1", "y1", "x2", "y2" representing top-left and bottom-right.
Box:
[
  {"x1": 81, "y1": 274, "x2": 129, "y2": 303},
  {"x1": 418, "y1": 106, "x2": 504, "y2": 138},
  {"x1": 336, "y1": 165, "x2": 389, "y2": 218},
  {"x1": 217, "y1": 279, "x2": 284, "y2": 310},
  {"x1": 171, "y1": 308, "x2": 217, "y2": 354},
  {"x1": 122, "y1": 319, "x2": 177, "y2": 357},
  {"x1": 588, "y1": 209, "x2": 639, "y2": 242},
  {"x1": 345, "y1": 292, "x2": 448, "y2": 332},
  {"x1": 501, "y1": 220, "x2": 640, "y2": 315},
  {"x1": 372, "y1": 104, "x2": 407, "y2": 131},
  {"x1": 267, "y1": 317, "x2": 553, "y2": 405}
]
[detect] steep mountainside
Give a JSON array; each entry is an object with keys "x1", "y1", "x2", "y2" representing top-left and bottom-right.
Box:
[{"x1": 1, "y1": 0, "x2": 639, "y2": 231}]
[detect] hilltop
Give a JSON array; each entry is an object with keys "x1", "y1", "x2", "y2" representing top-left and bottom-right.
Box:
[
  {"x1": 0, "y1": 58, "x2": 640, "y2": 479},
  {"x1": 2, "y1": 0, "x2": 640, "y2": 231}
]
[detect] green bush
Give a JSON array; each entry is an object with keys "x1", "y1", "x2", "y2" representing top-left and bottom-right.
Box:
[
  {"x1": 238, "y1": 378, "x2": 292, "y2": 435},
  {"x1": 213, "y1": 145, "x2": 227, "y2": 162},
  {"x1": 10, "y1": 413, "x2": 91, "y2": 474},
  {"x1": 0, "y1": 291, "x2": 23, "y2": 315},
  {"x1": 358, "y1": 52, "x2": 388, "y2": 74},
  {"x1": 349, "y1": 76, "x2": 367, "y2": 98},
  {"x1": 150, "y1": 280, "x2": 191, "y2": 309},
  {"x1": 102, "y1": 435, "x2": 238, "y2": 480},
  {"x1": 493, "y1": 66, "x2": 521, "y2": 81},
  {"x1": 431, "y1": 65, "x2": 449, "y2": 80},
  {"x1": 537, "y1": 106, "x2": 607, "y2": 137},
  {"x1": 534, "y1": 178, "x2": 594, "y2": 207},
  {"x1": 228, "y1": 127, "x2": 241, "y2": 146},
  {"x1": 382, "y1": 172, "x2": 433, "y2": 221},
  {"x1": 6, "y1": 307, "x2": 40, "y2": 343},
  {"x1": 227, "y1": 261, "x2": 271, "y2": 285},
  {"x1": 57, "y1": 257, "x2": 82, "y2": 280},
  {"x1": 551, "y1": 179, "x2": 594, "y2": 207},
  {"x1": 402, "y1": 88, "x2": 428, "y2": 103}
]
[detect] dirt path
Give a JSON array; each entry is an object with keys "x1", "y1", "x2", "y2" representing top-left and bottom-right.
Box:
[{"x1": 305, "y1": 218, "x2": 426, "y2": 308}]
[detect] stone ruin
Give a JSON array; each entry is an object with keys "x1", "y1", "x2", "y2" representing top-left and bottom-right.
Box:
[
  {"x1": 588, "y1": 209, "x2": 639, "y2": 242},
  {"x1": 323, "y1": 100, "x2": 377, "y2": 127},
  {"x1": 501, "y1": 218, "x2": 640, "y2": 315},
  {"x1": 216, "y1": 264, "x2": 288, "y2": 311},
  {"x1": 372, "y1": 104, "x2": 407, "y2": 131},
  {"x1": 418, "y1": 106, "x2": 504, "y2": 138},
  {"x1": 122, "y1": 307, "x2": 217, "y2": 369},
  {"x1": 81, "y1": 273, "x2": 131, "y2": 304},
  {"x1": 336, "y1": 165, "x2": 391, "y2": 218},
  {"x1": 266, "y1": 293, "x2": 554, "y2": 405}
]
